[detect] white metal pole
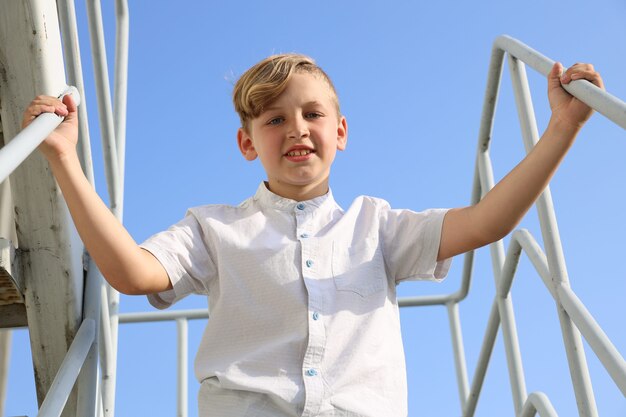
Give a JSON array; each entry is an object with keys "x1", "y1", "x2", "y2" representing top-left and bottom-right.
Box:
[
  {"x1": 177, "y1": 319, "x2": 188, "y2": 417},
  {"x1": 85, "y1": 1, "x2": 124, "y2": 414},
  {"x1": 495, "y1": 35, "x2": 626, "y2": 130},
  {"x1": 37, "y1": 319, "x2": 96, "y2": 417},
  {"x1": 0, "y1": 87, "x2": 80, "y2": 184},
  {"x1": 557, "y1": 285, "x2": 626, "y2": 395},
  {"x1": 462, "y1": 300, "x2": 500, "y2": 417},
  {"x1": 85, "y1": 0, "x2": 121, "y2": 215},
  {"x1": 507, "y1": 54, "x2": 598, "y2": 417},
  {"x1": 519, "y1": 392, "x2": 558, "y2": 417},
  {"x1": 76, "y1": 257, "x2": 102, "y2": 416},
  {"x1": 114, "y1": 0, "x2": 129, "y2": 190},
  {"x1": 447, "y1": 302, "x2": 469, "y2": 410},
  {"x1": 56, "y1": 0, "x2": 94, "y2": 185},
  {"x1": 477, "y1": 65, "x2": 528, "y2": 414}
]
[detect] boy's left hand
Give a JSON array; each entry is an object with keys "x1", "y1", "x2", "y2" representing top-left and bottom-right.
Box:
[{"x1": 548, "y1": 62, "x2": 604, "y2": 130}]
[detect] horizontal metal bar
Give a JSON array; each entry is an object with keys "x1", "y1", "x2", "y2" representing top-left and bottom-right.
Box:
[
  {"x1": 557, "y1": 284, "x2": 626, "y2": 395},
  {"x1": 0, "y1": 87, "x2": 80, "y2": 184},
  {"x1": 118, "y1": 294, "x2": 472, "y2": 324},
  {"x1": 118, "y1": 309, "x2": 209, "y2": 324},
  {"x1": 495, "y1": 35, "x2": 626, "y2": 130},
  {"x1": 398, "y1": 294, "x2": 455, "y2": 307},
  {"x1": 519, "y1": 392, "x2": 558, "y2": 417},
  {"x1": 37, "y1": 318, "x2": 95, "y2": 417}
]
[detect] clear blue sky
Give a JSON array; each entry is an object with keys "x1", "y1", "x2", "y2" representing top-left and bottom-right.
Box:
[{"x1": 6, "y1": 1, "x2": 626, "y2": 416}]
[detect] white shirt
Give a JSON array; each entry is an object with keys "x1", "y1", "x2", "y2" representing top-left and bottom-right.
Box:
[{"x1": 141, "y1": 183, "x2": 451, "y2": 417}]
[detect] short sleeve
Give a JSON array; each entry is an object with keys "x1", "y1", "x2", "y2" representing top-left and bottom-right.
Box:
[
  {"x1": 379, "y1": 205, "x2": 452, "y2": 283},
  {"x1": 140, "y1": 210, "x2": 216, "y2": 309}
]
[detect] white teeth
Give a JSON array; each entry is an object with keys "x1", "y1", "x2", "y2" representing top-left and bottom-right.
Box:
[{"x1": 287, "y1": 150, "x2": 312, "y2": 156}]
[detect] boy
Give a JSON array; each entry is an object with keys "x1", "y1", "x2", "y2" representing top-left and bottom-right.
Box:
[{"x1": 23, "y1": 54, "x2": 602, "y2": 417}]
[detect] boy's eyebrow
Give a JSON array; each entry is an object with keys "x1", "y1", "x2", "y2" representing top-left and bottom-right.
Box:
[{"x1": 263, "y1": 100, "x2": 325, "y2": 113}]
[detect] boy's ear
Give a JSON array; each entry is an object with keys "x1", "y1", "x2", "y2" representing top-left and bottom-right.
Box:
[
  {"x1": 336, "y1": 116, "x2": 348, "y2": 151},
  {"x1": 237, "y1": 128, "x2": 258, "y2": 161}
]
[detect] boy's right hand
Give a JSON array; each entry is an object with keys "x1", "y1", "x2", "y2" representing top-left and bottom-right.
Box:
[{"x1": 22, "y1": 94, "x2": 78, "y2": 161}]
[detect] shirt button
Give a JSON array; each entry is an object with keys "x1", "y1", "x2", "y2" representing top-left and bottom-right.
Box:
[
  {"x1": 300, "y1": 233, "x2": 309, "y2": 239},
  {"x1": 312, "y1": 312, "x2": 320, "y2": 321},
  {"x1": 296, "y1": 203, "x2": 305, "y2": 210},
  {"x1": 306, "y1": 368, "x2": 318, "y2": 377},
  {"x1": 305, "y1": 259, "x2": 313, "y2": 268}
]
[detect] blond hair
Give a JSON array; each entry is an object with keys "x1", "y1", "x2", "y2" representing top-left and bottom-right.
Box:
[{"x1": 233, "y1": 54, "x2": 340, "y2": 131}]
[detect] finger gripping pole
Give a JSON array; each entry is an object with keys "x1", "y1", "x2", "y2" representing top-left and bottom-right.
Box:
[{"x1": 60, "y1": 85, "x2": 81, "y2": 106}]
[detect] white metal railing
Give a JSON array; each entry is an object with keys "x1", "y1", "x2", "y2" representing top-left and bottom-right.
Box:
[
  {"x1": 2, "y1": 2, "x2": 625, "y2": 412},
  {"x1": 0, "y1": 0, "x2": 128, "y2": 415}
]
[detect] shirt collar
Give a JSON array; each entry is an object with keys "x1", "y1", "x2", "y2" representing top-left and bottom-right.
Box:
[{"x1": 253, "y1": 181, "x2": 335, "y2": 212}]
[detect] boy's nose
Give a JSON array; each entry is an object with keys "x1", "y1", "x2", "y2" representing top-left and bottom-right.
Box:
[{"x1": 287, "y1": 118, "x2": 309, "y2": 140}]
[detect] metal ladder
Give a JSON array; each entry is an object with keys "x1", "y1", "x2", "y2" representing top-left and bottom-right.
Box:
[{"x1": 0, "y1": 2, "x2": 624, "y2": 416}]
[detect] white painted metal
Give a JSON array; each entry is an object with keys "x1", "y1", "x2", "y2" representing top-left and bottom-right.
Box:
[
  {"x1": 0, "y1": 87, "x2": 80, "y2": 184},
  {"x1": 114, "y1": 0, "x2": 129, "y2": 191},
  {"x1": 177, "y1": 319, "x2": 188, "y2": 417},
  {"x1": 0, "y1": 2, "x2": 85, "y2": 415},
  {"x1": 84, "y1": 1, "x2": 131, "y2": 414},
  {"x1": 519, "y1": 392, "x2": 558, "y2": 417},
  {"x1": 85, "y1": 0, "x2": 121, "y2": 214},
  {"x1": 76, "y1": 257, "x2": 103, "y2": 416},
  {"x1": 463, "y1": 301, "x2": 501, "y2": 417},
  {"x1": 495, "y1": 35, "x2": 626, "y2": 130},
  {"x1": 119, "y1": 309, "x2": 210, "y2": 323},
  {"x1": 447, "y1": 302, "x2": 469, "y2": 410},
  {"x1": 57, "y1": 0, "x2": 95, "y2": 185},
  {"x1": 507, "y1": 54, "x2": 598, "y2": 417},
  {"x1": 37, "y1": 319, "x2": 96, "y2": 417},
  {"x1": 557, "y1": 285, "x2": 626, "y2": 395}
]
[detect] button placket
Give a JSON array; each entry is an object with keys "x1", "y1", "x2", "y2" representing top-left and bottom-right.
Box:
[{"x1": 298, "y1": 220, "x2": 325, "y2": 416}]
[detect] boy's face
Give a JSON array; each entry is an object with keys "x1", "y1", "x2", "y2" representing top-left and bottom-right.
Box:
[{"x1": 238, "y1": 72, "x2": 347, "y2": 201}]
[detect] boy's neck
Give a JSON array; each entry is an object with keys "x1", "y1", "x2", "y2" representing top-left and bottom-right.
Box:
[{"x1": 265, "y1": 179, "x2": 330, "y2": 202}]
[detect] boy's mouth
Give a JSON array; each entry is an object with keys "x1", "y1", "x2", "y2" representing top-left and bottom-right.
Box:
[{"x1": 286, "y1": 149, "x2": 313, "y2": 157}]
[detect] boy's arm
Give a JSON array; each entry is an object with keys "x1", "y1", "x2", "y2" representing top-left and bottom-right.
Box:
[
  {"x1": 438, "y1": 62, "x2": 604, "y2": 261},
  {"x1": 22, "y1": 95, "x2": 171, "y2": 294}
]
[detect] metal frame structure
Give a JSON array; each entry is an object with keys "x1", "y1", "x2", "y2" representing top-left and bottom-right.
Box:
[{"x1": 0, "y1": 0, "x2": 624, "y2": 413}]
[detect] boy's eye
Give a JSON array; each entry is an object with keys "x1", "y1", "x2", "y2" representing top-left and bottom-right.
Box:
[
  {"x1": 267, "y1": 117, "x2": 284, "y2": 125},
  {"x1": 305, "y1": 112, "x2": 322, "y2": 119}
]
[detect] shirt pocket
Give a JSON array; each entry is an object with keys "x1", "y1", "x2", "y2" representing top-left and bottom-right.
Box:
[{"x1": 331, "y1": 238, "x2": 386, "y2": 297}]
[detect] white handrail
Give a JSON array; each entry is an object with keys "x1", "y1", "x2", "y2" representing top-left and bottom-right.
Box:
[{"x1": 0, "y1": 87, "x2": 80, "y2": 184}]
